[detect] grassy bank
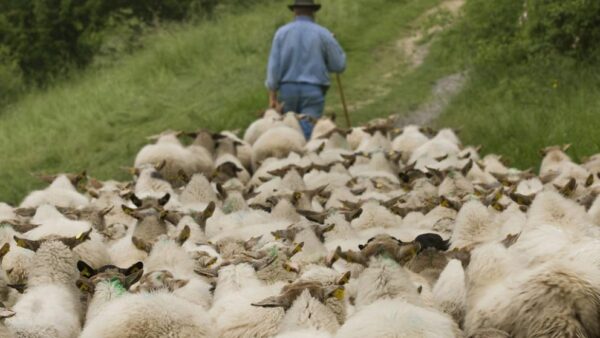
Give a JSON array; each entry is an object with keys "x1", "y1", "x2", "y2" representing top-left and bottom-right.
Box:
[
  {"x1": 423, "y1": 0, "x2": 600, "y2": 169},
  {"x1": 0, "y1": 0, "x2": 442, "y2": 204}
]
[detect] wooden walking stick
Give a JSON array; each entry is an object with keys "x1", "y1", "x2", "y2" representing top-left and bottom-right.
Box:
[{"x1": 335, "y1": 73, "x2": 352, "y2": 128}]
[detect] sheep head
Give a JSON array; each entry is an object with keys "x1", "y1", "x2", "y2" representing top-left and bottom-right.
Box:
[
  {"x1": 76, "y1": 261, "x2": 144, "y2": 295},
  {"x1": 191, "y1": 201, "x2": 216, "y2": 232},
  {"x1": 14, "y1": 228, "x2": 93, "y2": 252},
  {"x1": 330, "y1": 235, "x2": 420, "y2": 267},
  {"x1": 130, "y1": 270, "x2": 189, "y2": 294},
  {"x1": 0, "y1": 219, "x2": 40, "y2": 233},
  {"x1": 194, "y1": 254, "x2": 277, "y2": 278},
  {"x1": 252, "y1": 271, "x2": 350, "y2": 310}
]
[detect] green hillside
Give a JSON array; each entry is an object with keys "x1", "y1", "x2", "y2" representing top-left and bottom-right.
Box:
[
  {"x1": 1, "y1": 0, "x2": 600, "y2": 204},
  {"x1": 0, "y1": 0, "x2": 446, "y2": 204}
]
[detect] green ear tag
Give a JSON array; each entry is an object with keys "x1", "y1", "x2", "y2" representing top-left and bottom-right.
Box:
[{"x1": 109, "y1": 277, "x2": 127, "y2": 296}]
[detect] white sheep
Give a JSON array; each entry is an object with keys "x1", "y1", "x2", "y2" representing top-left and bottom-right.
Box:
[{"x1": 252, "y1": 126, "x2": 306, "y2": 170}]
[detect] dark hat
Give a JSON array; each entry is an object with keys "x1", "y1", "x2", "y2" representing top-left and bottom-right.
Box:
[{"x1": 288, "y1": 0, "x2": 321, "y2": 11}]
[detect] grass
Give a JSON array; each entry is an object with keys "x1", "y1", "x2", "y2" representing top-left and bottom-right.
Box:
[
  {"x1": 4, "y1": 0, "x2": 599, "y2": 204},
  {"x1": 436, "y1": 58, "x2": 600, "y2": 169},
  {"x1": 0, "y1": 0, "x2": 443, "y2": 204}
]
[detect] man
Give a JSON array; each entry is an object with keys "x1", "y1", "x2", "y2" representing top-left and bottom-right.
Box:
[{"x1": 266, "y1": 0, "x2": 346, "y2": 139}]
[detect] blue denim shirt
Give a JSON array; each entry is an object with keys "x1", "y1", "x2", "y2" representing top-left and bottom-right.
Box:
[{"x1": 266, "y1": 16, "x2": 346, "y2": 91}]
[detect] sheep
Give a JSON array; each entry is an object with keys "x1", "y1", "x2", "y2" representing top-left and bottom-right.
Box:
[
  {"x1": 335, "y1": 298, "x2": 462, "y2": 338},
  {"x1": 252, "y1": 126, "x2": 306, "y2": 170},
  {"x1": 20, "y1": 175, "x2": 89, "y2": 209},
  {"x1": 244, "y1": 109, "x2": 282, "y2": 145},
  {"x1": 252, "y1": 272, "x2": 350, "y2": 335},
  {"x1": 80, "y1": 292, "x2": 215, "y2": 338},
  {"x1": 392, "y1": 125, "x2": 429, "y2": 162},
  {"x1": 209, "y1": 263, "x2": 286, "y2": 338},
  {"x1": 0, "y1": 304, "x2": 15, "y2": 338},
  {"x1": 75, "y1": 261, "x2": 144, "y2": 321},
  {"x1": 6, "y1": 233, "x2": 91, "y2": 338},
  {"x1": 433, "y1": 259, "x2": 466, "y2": 325},
  {"x1": 9, "y1": 110, "x2": 600, "y2": 338}
]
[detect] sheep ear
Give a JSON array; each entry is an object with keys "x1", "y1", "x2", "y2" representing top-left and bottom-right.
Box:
[
  {"x1": 61, "y1": 228, "x2": 93, "y2": 249},
  {"x1": 325, "y1": 285, "x2": 345, "y2": 300},
  {"x1": 251, "y1": 296, "x2": 288, "y2": 308},
  {"x1": 320, "y1": 223, "x2": 335, "y2": 234},
  {"x1": 337, "y1": 271, "x2": 351, "y2": 285},
  {"x1": 461, "y1": 159, "x2": 473, "y2": 177},
  {"x1": 132, "y1": 237, "x2": 153, "y2": 254},
  {"x1": 586, "y1": 174, "x2": 594, "y2": 188},
  {"x1": 0, "y1": 243, "x2": 9, "y2": 262},
  {"x1": 215, "y1": 183, "x2": 227, "y2": 200},
  {"x1": 202, "y1": 202, "x2": 216, "y2": 219},
  {"x1": 123, "y1": 261, "x2": 144, "y2": 277},
  {"x1": 155, "y1": 160, "x2": 167, "y2": 171},
  {"x1": 124, "y1": 268, "x2": 144, "y2": 289},
  {"x1": 0, "y1": 307, "x2": 15, "y2": 319},
  {"x1": 394, "y1": 242, "x2": 420, "y2": 265},
  {"x1": 252, "y1": 255, "x2": 277, "y2": 271},
  {"x1": 173, "y1": 278, "x2": 190, "y2": 290},
  {"x1": 158, "y1": 193, "x2": 171, "y2": 207},
  {"x1": 121, "y1": 205, "x2": 140, "y2": 219},
  {"x1": 14, "y1": 236, "x2": 41, "y2": 252},
  {"x1": 77, "y1": 261, "x2": 97, "y2": 278},
  {"x1": 244, "y1": 236, "x2": 262, "y2": 250},
  {"x1": 100, "y1": 206, "x2": 114, "y2": 217},
  {"x1": 176, "y1": 226, "x2": 191, "y2": 246},
  {"x1": 562, "y1": 144, "x2": 572, "y2": 152},
  {"x1": 76, "y1": 278, "x2": 95, "y2": 294},
  {"x1": 130, "y1": 194, "x2": 143, "y2": 207},
  {"x1": 7, "y1": 283, "x2": 25, "y2": 294},
  {"x1": 288, "y1": 242, "x2": 304, "y2": 258},
  {"x1": 121, "y1": 166, "x2": 141, "y2": 177}
]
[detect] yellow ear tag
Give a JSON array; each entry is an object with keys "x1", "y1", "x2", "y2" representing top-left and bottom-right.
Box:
[
  {"x1": 293, "y1": 243, "x2": 303, "y2": 254},
  {"x1": 441, "y1": 200, "x2": 450, "y2": 208},
  {"x1": 333, "y1": 288, "x2": 345, "y2": 300},
  {"x1": 339, "y1": 273, "x2": 350, "y2": 285},
  {"x1": 0, "y1": 243, "x2": 9, "y2": 257},
  {"x1": 81, "y1": 267, "x2": 92, "y2": 278},
  {"x1": 206, "y1": 257, "x2": 217, "y2": 267},
  {"x1": 16, "y1": 239, "x2": 27, "y2": 249},
  {"x1": 76, "y1": 232, "x2": 85, "y2": 241}
]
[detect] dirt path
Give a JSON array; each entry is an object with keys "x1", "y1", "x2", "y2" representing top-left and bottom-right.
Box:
[
  {"x1": 394, "y1": 0, "x2": 467, "y2": 127},
  {"x1": 348, "y1": 0, "x2": 466, "y2": 116},
  {"x1": 394, "y1": 72, "x2": 467, "y2": 127}
]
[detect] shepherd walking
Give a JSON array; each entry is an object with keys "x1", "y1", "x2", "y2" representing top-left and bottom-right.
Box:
[{"x1": 266, "y1": 0, "x2": 347, "y2": 139}]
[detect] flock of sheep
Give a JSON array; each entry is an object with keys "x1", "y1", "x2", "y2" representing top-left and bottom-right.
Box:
[{"x1": 1, "y1": 109, "x2": 600, "y2": 337}]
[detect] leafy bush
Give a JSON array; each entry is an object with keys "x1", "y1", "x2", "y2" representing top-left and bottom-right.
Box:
[
  {"x1": 522, "y1": 0, "x2": 600, "y2": 58},
  {"x1": 0, "y1": 0, "x2": 259, "y2": 86},
  {"x1": 450, "y1": 0, "x2": 600, "y2": 67}
]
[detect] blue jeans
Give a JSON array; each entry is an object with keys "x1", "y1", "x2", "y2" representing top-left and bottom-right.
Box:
[{"x1": 278, "y1": 83, "x2": 326, "y2": 139}]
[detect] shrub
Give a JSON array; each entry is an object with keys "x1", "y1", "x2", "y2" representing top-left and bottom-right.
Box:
[{"x1": 522, "y1": 0, "x2": 600, "y2": 58}]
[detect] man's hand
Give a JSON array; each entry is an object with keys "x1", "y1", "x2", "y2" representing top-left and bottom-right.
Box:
[{"x1": 268, "y1": 91, "x2": 283, "y2": 112}]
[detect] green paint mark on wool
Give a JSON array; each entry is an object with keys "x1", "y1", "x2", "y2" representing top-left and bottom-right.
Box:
[
  {"x1": 269, "y1": 246, "x2": 279, "y2": 258},
  {"x1": 109, "y1": 278, "x2": 127, "y2": 296}
]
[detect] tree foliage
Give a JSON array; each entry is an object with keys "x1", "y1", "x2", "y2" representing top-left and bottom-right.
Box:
[
  {"x1": 451, "y1": 0, "x2": 600, "y2": 66},
  {"x1": 0, "y1": 0, "x2": 225, "y2": 86}
]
